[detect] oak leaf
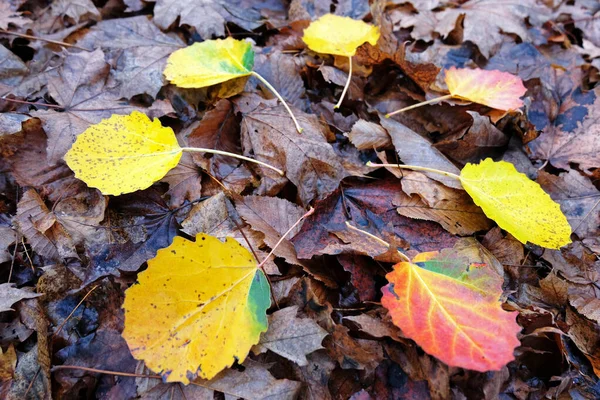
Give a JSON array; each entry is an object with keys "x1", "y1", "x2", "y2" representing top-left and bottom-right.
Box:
[
  {"x1": 122, "y1": 234, "x2": 271, "y2": 383},
  {"x1": 381, "y1": 250, "x2": 521, "y2": 371}
]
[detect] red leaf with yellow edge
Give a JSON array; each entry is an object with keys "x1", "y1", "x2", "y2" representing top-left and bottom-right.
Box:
[
  {"x1": 381, "y1": 249, "x2": 520, "y2": 371},
  {"x1": 444, "y1": 67, "x2": 527, "y2": 111}
]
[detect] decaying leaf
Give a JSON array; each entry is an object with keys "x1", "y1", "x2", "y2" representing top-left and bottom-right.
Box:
[
  {"x1": 0, "y1": 284, "x2": 41, "y2": 313},
  {"x1": 445, "y1": 67, "x2": 527, "y2": 111},
  {"x1": 64, "y1": 111, "x2": 182, "y2": 196},
  {"x1": 164, "y1": 38, "x2": 254, "y2": 89},
  {"x1": 459, "y1": 158, "x2": 572, "y2": 249},
  {"x1": 302, "y1": 14, "x2": 380, "y2": 57},
  {"x1": 122, "y1": 234, "x2": 271, "y2": 383},
  {"x1": 381, "y1": 250, "x2": 521, "y2": 371}
]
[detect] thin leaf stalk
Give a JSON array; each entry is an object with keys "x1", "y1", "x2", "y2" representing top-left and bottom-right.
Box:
[
  {"x1": 385, "y1": 94, "x2": 454, "y2": 118},
  {"x1": 345, "y1": 221, "x2": 410, "y2": 262},
  {"x1": 250, "y1": 71, "x2": 304, "y2": 133},
  {"x1": 334, "y1": 56, "x2": 352, "y2": 109},
  {"x1": 365, "y1": 161, "x2": 461, "y2": 180},
  {"x1": 181, "y1": 147, "x2": 284, "y2": 176}
]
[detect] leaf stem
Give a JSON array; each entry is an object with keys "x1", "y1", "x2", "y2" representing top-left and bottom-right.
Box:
[
  {"x1": 0, "y1": 97, "x2": 63, "y2": 109},
  {"x1": 250, "y1": 71, "x2": 303, "y2": 133},
  {"x1": 334, "y1": 56, "x2": 352, "y2": 109},
  {"x1": 385, "y1": 94, "x2": 454, "y2": 118},
  {"x1": 181, "y1": 147, "x2": 284, "y2": 176},
  {"x1": 366, "y1": 161, "x2": 461, "y2": 180},
  {"x1": 0, "y1": 29, "x2": 93, "y2": 51},
  {"x1": 345, "y1": 221, "x2": 410, "y2": 262},
  {"x1": 257, "y1": 207, "x2": 314, "y2": 270}
]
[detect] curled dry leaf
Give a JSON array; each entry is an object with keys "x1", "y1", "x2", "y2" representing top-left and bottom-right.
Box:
[
  {"x1": 122, "y1": 234, "x2": 271, "y2": 383},
  {"x1": 445, "y1": 67, "x2": 527, "y2": 111},
  {"x1": 381, "y1": 250, "x2": 521, "y2": 371},
  {"x1": 64, "y1": 111, "x2": 182, "y2": 196},
  {"x1": 302, "y1": 14, "x2": 380, "y2": 57},
  {"x1": 459, "y1": 158, "x2": 572, "y2": 249}
]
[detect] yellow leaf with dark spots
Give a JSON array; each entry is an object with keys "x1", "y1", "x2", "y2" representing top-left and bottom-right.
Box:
[
  {"x1": 122, "y1": 234, "x2": 271, "y2": 384},
  {"x1": 64, "y1": 111, "x2": 182, "y2": 196}
]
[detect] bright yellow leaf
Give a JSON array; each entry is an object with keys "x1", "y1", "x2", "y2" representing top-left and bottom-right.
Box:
[
  {"x1": 164, "y1": 37, "x2": 254, "y2": 88},
  {"x1": 64, "y1": 111, "x2": 182, "y2": 196},
  {"x1": 122, "y1": 234, "x2": 271, "y2": 384},
  {"x1": 459, "y1": 158, "x2": 571, "y2": 249},
  {"x1": 302, "y1": 14, "x2": 380, "y2": 57}
]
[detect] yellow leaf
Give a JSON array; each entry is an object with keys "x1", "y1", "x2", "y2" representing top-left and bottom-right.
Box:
[
  {"x1": 164, "y1": 37, "x2": 254, "y2": 88},
  {"x1": 64, "y1": 111, "x2": 182, "y2": 196},
  {"x1": 302, "y1": 14, "x2": 380, "y2": 57},
  {"x1": 460, "y1": 158, "x2": 571, "y2": 249},
  {"x1": 122, "y1": 234, "x2": 271, "y2": 384}
]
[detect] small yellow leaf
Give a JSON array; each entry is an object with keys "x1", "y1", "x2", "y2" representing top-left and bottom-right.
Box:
[
  {"x1": 164, "y1": 37, "x2": 254, "y2": 88},
  {"x1": 64, "y1": 111, "x2": 182, "y2": 196},
  {"x1": 122, "y1": 234, "x2": 271, "y2": 384},
  {"x1": 302, "y1": 14, "x2": 380, "y2": 57},
  {"x1": 460, "y1": 158, "x2": 571, "y2": 249}
]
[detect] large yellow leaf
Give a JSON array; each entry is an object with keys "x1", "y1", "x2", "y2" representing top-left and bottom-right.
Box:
[
  {"x1": 302, "y1": 14, "x2": 380, "y2": 57},
  {"x1": 64, "y1": 111, "x2": 182, "y2": 196},
  {"x1": 122, "y1": 234, "x2": 271, "y2": 384},
  {"x1": 459, "y1": 158, "x2": 571, "y2": 249},
  {"x1": 163, "y1": 37, "x2": 254, "y2": 88}
]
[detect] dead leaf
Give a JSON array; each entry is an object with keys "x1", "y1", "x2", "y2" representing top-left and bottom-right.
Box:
[
  {"x1": 51, "y1": 0, "x2": 100, "y2": 22},
  {"x1": 254, "y1": 50, "x2": 308, "y2": 111},
  {"x1": 0, "y1": 3, "x2": 28, "y2": 30},
  {"x1": 0, "y1": 45, "x2": 28, "y2": 96},
  {"x1": 0, "y1": 345, "x2": 16, "y2": 382},
  {"x1": 0, "y1": 284, "x2": 40, "y2": 313},
  {"x1": 346, "y1": 119, "x2": 391, "y2": 150}
]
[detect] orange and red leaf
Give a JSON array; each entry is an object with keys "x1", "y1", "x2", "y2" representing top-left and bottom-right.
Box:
[{"x1": 381, "y1": 250, "x2": 520, "y2": 371}]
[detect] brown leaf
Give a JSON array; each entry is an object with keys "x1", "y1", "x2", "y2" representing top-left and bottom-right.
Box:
[
  {"x1": 77, "y1": 16, "x2": 185, "y2": 99},
  {"x1": 346, "y1": 119, "x2": 391, "y2": 150},
  {"x1": 566, "y1": 307, "x2": 600, "y2": 377},
  {"x1": 0, "y1": 227, "x2": 16, "y2": 264},
  {"x1": 0, "y1": 45, "x2": 28, "y2": 96},
  {"x1": 379, "y1": 116, "x2": 462, "y2": 189},
  {"x1": 344, "y1": 309, "x2": 403, "y2": 341},
  {"x1": 255, "y1": 50, "x2": 308, "y2": 111},
  {"x1": 254, "y1": 306, "x2": 328, "y2": 365},
  {"x1": 481, "y1": 227, "x2": 524, "y2": 267},
  {"x1": 0, "y1": 345, "x2": 16, "y2": 382},
  {"x1": 161, "y1": 152, "x2": 203, "y2": 208},
  {"x1": 569, "y1": 296, "x2": 600, "y2": 324},
  {"x1": 327, "y1": 324, "x2": 383, "y2": 372},
  {"x1": 236, "y1": 94, "x2": 346, "y2": 206},
  {"x1": 338, "y1": 254, "x2": 378, "y2": 302},
  {"x1": 293, "y1": 351, "x2": 335, "y2": 400},
  {"x1": 0, "y1": 284, "x2": 40, "y2": 313}
]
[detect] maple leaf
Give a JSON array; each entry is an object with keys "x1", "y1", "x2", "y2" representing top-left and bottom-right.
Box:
[
  {"x1": 381, "y1": 249, "x2": 521, "y2": 371},
  {"x1": 76, "y1": 16, "x2": 185, "y2": 99},
  {"x1": 31, "y1": 50, "x2": 173, "y2": 164},
  {"x1": 235, "y1": 94, "x2": 346, "y2": 206},
  {"x1": 122, "y1": 234, "x2": 271, "y2": 383},
  {"x1": 152, "y1": 0, "x2": 269, "y2": 39},
  {"x1": 0, "y1": 284, "x2": 41, "y2": 313},
  {"x1": 51, "y1": 0, "x2": 100, "y2": 23},
  {"x1": 254, "y1": 306, "x2": 328, "y2": 365}
]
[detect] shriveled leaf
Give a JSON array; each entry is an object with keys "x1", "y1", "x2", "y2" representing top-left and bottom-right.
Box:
[
  {"x1": 302, "y1": 14, "x2": 380, "y2": 57},
  {"x1": 122, "y1": 234, "x2": 271, "y2": 383},
  {"x1": 254, "y1": 306, "x2": 328, "y2": 365},
  {"x1": 381, "y1": 250, "x2": 521, "y2": 371},
  {"x1": 164, "y1": 38, "x2": 254, "y2": 89},
  {"x1": 445, "y1": 67, "x2": 527, "y2": 111},
  {"x1": 459, "y1": 158, "x2": 572, "y2": 249},
  {"x1": 64, "y1": 111, "x2": 182, "y2": 196},
  {"x1": 0, "y1": 284, "x2": 41, "y2": 313}
]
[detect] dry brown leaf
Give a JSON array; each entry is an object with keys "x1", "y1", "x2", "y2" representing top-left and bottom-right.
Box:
[
  {"x1": 0, "y1": 284, "x2": 41, "y2": 313},
  {"x1": 346, "y1": 119, "x2": 391, "y2": 150}
]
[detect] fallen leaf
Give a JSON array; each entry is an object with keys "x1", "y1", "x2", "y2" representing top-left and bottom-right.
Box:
[
  {"x1": 0, "y1": 284, "x2": 40, "y2": 313},
  {"x1": 77, "y1": 16, "x2": 185, "y2": 98},
  {"x1": 0, "y1": 44, "x2": 28, "y2": 96},
  {"x1": 236, "y1": 94, "x2": 346, "y2": 205},
  {"x1": 254, "y1": 306, "x2": 328, "y2": 365},
  {"x1": 254, "y1": 50, "x2": 308, "y2": 110},
  {"x1": 0, "y1": 113, "x2": 29, "y2": 136},
  {"x1": 51, "y1": 0, "x2": 100, "y2": 22},
  {"x1": 0, "y1": 3, "x2": 28, "y2": 30},
  {"x1": 0, "y1": 344, "x2": 16, "y2": 382},
  {"x1": 338, "y1": 254, "x2": 378, "y2": 302},
  {"x1": 346, "y1": 119, "x2": 391, "y2": 150},
  {"x1": 164, "y1": 38, "x2": 253, "y2": 89},
  {"x1": 381, "y1": 250, "x2": 521, "y2": 371},
  {"x1": 444, "y1": 67, "x2": 527, "y2": 111},
  {"x1": 64, "y1": 111, "x2": 182, "y2": 196},
  {"x1": 565, "y1": 307, "x2": 600, "y2": 377},
  {"x1": 460, "y1": 158, "x2": 572, "y2": 249},
  {"x1": 160, "y1": 152, "x2": 203, "y2": 208},
  {"x1": 327, "y1": 324, "x2": 383, "y2": 372},
  {"x1": 0, "y1": 227, "x2": 16, "y2": 264},
  {"x1": 122, "y1": 234, "x2": 271, "y2": 383},
  {"x1": 302, "y1": 14, "x2": 380, "y2": 57}
]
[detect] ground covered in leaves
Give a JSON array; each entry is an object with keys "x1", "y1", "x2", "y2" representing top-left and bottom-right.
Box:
[{"x1": 1, "y1": 0, "x2": 600, "y2": 399}]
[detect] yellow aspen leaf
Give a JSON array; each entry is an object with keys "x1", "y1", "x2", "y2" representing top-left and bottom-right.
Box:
[
  {"x1": 164, "y1": 37, "x2": 254, "y2": 88},
  {"x1": 64, "y1": 111, "x2": 182, "y2": 196},
  {"x1": 122, "y1": 234, "x2": 271, "y2": 384},
  {"x1": 459, "y1": 158, "x2": 572, "y2": 249},
  {"x1": 382, "y1": 250, "x2": 521, "y2": 372},
  {"x1": 302, "y1": 14, "x2": 380, "y2": 57},
  {"x1": 445, "y1": 67, "x2": 527, "y2": 111}
]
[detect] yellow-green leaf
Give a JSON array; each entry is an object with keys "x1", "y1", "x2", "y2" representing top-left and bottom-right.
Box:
[
  {"x1": 164, "y1": 37, "x2": 254, "y2": 88},
  {"x1": 64, "y1": 111, "x2": 182, "y2": 196},
  {"x1": 122, "y1": 234, "x2": 271, "y2": 384},
  {"x1": 459, "y1": 158, "x2": 571, "y2": 249},
  {"x1": 302, "y1": 14, "x2": 380, "y2": 57}
]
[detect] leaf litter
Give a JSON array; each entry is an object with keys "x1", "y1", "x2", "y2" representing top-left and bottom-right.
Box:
[{"x1": 0, "y1": 0, "x2": 599, "y2": 398}]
